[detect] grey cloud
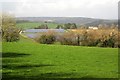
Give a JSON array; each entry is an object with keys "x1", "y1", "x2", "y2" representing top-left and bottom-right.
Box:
[{"x1": 0, "y1": 0, "x2": 119, "y2": 19}]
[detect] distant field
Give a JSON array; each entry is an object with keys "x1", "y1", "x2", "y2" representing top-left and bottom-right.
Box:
[
  {"x1": 2, "y1": 36, "x2": 118, "y2": 79},
  {"x1": 16, "y1": 22, "x2": 59, "y2": 29}
]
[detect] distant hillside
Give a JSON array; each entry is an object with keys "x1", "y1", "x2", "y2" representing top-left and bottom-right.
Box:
[{"x1": 16, "y1": 17, "x2": 117, "y2": 26}]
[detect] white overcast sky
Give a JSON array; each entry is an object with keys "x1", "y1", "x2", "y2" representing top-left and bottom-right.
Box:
[{"x1": 0, "y1": 0, "x2": 119, "y2": 19}]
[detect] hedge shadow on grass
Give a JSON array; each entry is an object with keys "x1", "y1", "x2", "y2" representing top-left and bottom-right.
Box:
[
  {"x1": 2, "y1": 72, "x2": 78, "y2": 80},
  {"x1": 2, "y1": 52, "x2": 31, "y2": 58},
  {"x1": 3, "y1": 63, "x2": 55, "y2": 69},
  {"x1": 2, "y1": 73, "x2": 118, "y2": 80}
]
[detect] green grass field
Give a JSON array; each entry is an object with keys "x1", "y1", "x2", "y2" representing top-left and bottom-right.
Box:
[
  {"x1": 2, "y1": 36, "x2": 118, "y2": 79},
  {"x1": 16, "y1": 22, "x2": 59, "y2": 29}
]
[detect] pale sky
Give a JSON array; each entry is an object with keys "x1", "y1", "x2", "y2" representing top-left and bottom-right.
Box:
[{"x1": 0, "y1": 0, "x2": 119, "y2": 19}]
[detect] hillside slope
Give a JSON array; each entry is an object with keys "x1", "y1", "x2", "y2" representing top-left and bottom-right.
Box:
[{"x1": 16, "y1": 17, "x2": 117, "y2": 26}]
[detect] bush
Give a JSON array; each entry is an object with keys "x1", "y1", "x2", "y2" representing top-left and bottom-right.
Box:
[
  {"x1": 35, "y1": 28, "x2": 119, "y2": 48},
  {"x1": 34, "y1": 24, "x2": 48, "y2": 29},
  {"x1": 40, "y1": 35, "x2": 55, "y2": 44},
  {"x1": 102, "y1": 37, "x2": 115, "y2": 47},
  {"x1": 61, "y1": 29, "x2": 119, "y2": 48},
  {"x1": 97, "y1": 30, "x2": 118, "y2": 48},
  {"x1": 2, "y1": 27, "x2": 20, "y2": 42},
  {"x1": 1, "y1": 13, "x2": 20, "y2": 42},
  {"x1": 97, "y1": 42, "x2": 104, "y2": 47},
  {"x1": 56, "y1": 25, "x2": 63, "y2": 29},
  {"x1": 35, "y1": 32, "x2": 56, "y2": 44},
  {"x1": 63, "y1": 23, "x2": 77, "y2": 29},
  {"x1": 59, "y1": 32, "x2": 78, "y2": 45}
]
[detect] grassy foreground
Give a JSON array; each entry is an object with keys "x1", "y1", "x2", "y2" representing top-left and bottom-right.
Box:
[{"x1": 2, "y1": 36, "x2": 118, "y2": 79}]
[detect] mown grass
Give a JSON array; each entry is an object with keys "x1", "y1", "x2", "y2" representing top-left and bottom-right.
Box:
[
  {"x1": 16, "y1": 22, "x2": 59, "y2": 29},
  {"x1": 2, "y1": 36, "x2": 118, "y2": 79}
]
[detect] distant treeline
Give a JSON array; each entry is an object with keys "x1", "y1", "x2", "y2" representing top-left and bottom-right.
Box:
[
  {"x1": 16, "y1": 20, "x2": 31, "y2": 23},
  {"x1": 34, "y1": 23, "x2": 117, "y2": 29},
  {"x1": 34, "y1": 23, "x2": 77, "y2": 29}
]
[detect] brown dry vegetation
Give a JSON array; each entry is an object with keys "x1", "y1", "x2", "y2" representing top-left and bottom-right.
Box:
[
  {"x1": 64, "y1": 28, "x2": 119, "y2": 47},
  {"x1": 34, "y1": 26, "x2": 119, "y2": 48}
]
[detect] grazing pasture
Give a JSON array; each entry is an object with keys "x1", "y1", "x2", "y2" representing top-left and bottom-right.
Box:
[
  {"x1": 2, "y1": 36, "x2": 118, "y2": 79},
  {"x1": 16, "y1": 22, "x2": 59, "y2": 29}
]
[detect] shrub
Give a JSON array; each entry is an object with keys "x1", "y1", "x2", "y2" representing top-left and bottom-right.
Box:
[
  {"x1": 56, "y1": 25, "x2": 63, "y2": 29},
  {"x1": 59, "y1": 32, "x2": 78, "y2": 45},
  {"x1": 34, "y1": 24, "x2": 48, "y2": 29},
  {"x1": 97, "y1": 42, "x2": 104, "y2": 47},
  {"x1": 63, "y1": 23, "x2": 77, "y2": 29},
  {"x1": 1, "y1": 13, "x2": 20, "y2": 42},
  {"x1": 40, "y1": 35, "x2": 55, "y2": 44},
  {"x1": 102, "y1": 37, "x2": 115, "y2": 47},
  {"x1": 35, "y1": 31, "x2": 56, "y2": 44},
  {"x1": 2, "y1": 26, "x2": 20, "y2": 42},
  {"x1": 64, "y1": 29, "x2": 119, "y2": 48},
  {"x1": 35, "y1": 28, "x2": 119, "y2": 48},
  {"x1": 98, "y1": 30, "x2": 118, "y2": 48}
]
